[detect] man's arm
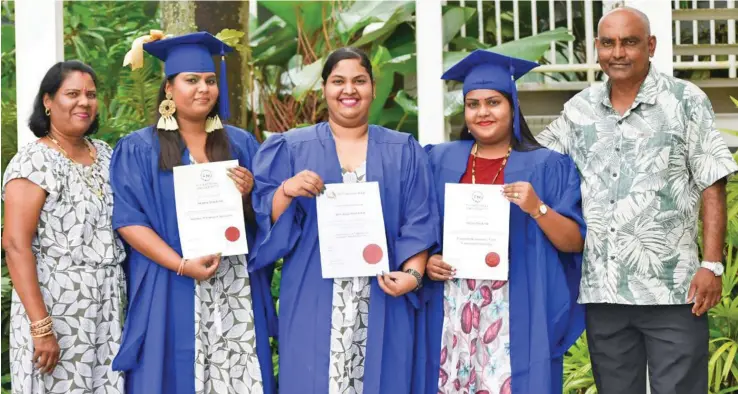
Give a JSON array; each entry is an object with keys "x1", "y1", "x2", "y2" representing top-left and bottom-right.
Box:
[
  {"x1": 688, "y1": 179, "x2": 727, "y2": 316},
  {"x1": 536, "y1": 109, "x2": 572, "y2": 155},
  {"x1": 702, "y1": 179, "x2": 727, "y2": 264}
]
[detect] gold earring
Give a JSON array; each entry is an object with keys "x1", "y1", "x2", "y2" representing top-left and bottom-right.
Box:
[
  {"x1": 45, "y1": 107, "x2": 51, "y2": 116},
  {"x1": 158, "y1": 91, "x2": 178, "y2": 131},
  {"x1": 205, "y1": 115, "x2": 223, "y2": 133}
]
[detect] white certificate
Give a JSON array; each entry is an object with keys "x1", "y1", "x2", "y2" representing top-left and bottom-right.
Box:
[
  {"x1": 173, "y1": 160, "x2": 248, "y2": 259},
  {"x1": 443, "y1": 183, "x2": 510, "y2": 280},
  {"x1": 316, "y1": 182, "x2": 390, "y2": 278}
]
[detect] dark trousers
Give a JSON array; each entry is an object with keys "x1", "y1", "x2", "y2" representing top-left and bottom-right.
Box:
[{"x1": 585, "y1": 303, "x2": 709, "y2": 394}]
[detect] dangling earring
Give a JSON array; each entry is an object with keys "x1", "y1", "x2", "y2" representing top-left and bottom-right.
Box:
[
  {"x1": 157, "y1": 91, "x2": 178, "y2": 131},
  {"x1": 45, "y1": 107, "x2": 51, "y2": 116},
  {"x1": 205, "y1": 115, "x2": 223, "y2": 133}
]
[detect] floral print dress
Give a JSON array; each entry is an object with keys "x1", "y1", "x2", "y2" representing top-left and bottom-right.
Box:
[
  {"x1": 2, "y1": 140, "x2": 127, "y2": 394},
  {"x1": 438, "y1": 279, "x2": 511, "y2": 394},
  {"x1": 328, "y1": 162, "x2": 371, "y2": 394},
  {"x1": 438, "y1": 154, "x2": 512, "y2": 394}
]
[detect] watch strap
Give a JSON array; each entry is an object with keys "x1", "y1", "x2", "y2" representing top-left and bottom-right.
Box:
[
  {"x1": 404, "y1": 268, "x2": 423, "y2": 291},
  {"x1": 531, "y1": 203, "x2": 546, "y2": 219}
]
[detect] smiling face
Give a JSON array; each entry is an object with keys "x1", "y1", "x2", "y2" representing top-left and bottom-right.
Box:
[
  {"x1": 167, "y1": 72, "x2": 219, "y2": 121},
  {"x1": 596, "y1": 9, "x2": 655, "y2": 83},
  {"x1": 322, "y1": 58, "x2": 375, "y2": 128},
  {"x1": 43, "y1": 71, "x2": 97, "y2": 137},
  {"x1": 464, "y1": 89, "x2": 513, "y2": 146}
]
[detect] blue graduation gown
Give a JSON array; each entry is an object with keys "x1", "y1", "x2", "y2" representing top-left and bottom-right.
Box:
[
  {"x1": 109, "y1": 126, "x2": 276, "y2": 394},
  {"x1": 418, "y1": 140, "x2": 585, "y2": 394},
  {"x1": 250, "y1": 122, "x2": 440, "y2": 394}
]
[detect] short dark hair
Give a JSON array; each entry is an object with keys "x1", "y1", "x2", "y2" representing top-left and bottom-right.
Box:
[
  {"x1": 321, "y1": 47, "x2": 374, "y2": 83},
  {"x1": 28, "y1": 60, "x2": 100, "y2": 138}
]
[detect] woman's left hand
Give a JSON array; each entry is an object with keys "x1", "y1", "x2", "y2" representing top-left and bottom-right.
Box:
[
  {"x1": 377, "y1": 271, "x2": 417, "y2": 297},
  {"x1": 502, "y1": 182, "x2": 541, "y2": 215},
  {"x1": 228, "y1": 166, "x2": 254, "y2": 196}
]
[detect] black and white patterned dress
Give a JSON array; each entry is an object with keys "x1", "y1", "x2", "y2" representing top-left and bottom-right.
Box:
[
  {"x1": 328, "y1": 162, "x2": 371, "y2": 394},
  {"x1": 2, "y1": 140, "x2": 127, "y2": 394},
  {"x1": 189, "y1": 155, "x2": 264, "y2": 394}
]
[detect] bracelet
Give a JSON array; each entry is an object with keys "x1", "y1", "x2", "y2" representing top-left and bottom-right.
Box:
[
  {"x1": 30, "y1": 319, "x2": 54, "y2": 338},
  {"x1": 404, "y1": 268, "x2": 423, "y2": 291},
  {"x1": 280, "y1": 181, "x2": 292, "y2": 198},
  {"x1": 177, "y1": 257, "x2": 189, "y2": 276},
  {"x1": 30, "y1": 316, "x2": 52, "y2": 329},
  {"x1": 31, "y1": 329, "x2": 54, "y2": 338},
  {"x1": 31, "y1": 325, "x2": 54, "y2": 337}
]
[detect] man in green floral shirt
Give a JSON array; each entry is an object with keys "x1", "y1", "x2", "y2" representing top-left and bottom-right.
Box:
[{"x1": 537, "y1": 6, "x2": 738, "y2": 394}]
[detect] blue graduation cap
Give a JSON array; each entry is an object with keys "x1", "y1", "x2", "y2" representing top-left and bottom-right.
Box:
[
  {"x1": 143, "y1": 31, "x2": 234, "y2": 121},
  {"x1": 442, "y1": 50, "x2": 539, "y2": 141}
]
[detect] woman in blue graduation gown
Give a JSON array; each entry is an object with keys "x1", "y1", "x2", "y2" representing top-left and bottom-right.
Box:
[
  {"x1": 250, "y1": 47, "x2": 439, "y2": 394},
  {"x1": 109, "y1": 32, "x2": 275, "y2": 394},
  {"x1": 418, "y1": 50, "x2": 586, "y2": 394}
]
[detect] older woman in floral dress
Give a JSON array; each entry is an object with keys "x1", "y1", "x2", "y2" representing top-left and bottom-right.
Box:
[{"x1": 2, "y1": 60, "x2": 126, "y2": 394}]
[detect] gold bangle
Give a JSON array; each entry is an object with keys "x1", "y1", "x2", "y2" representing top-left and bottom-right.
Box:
[
  {"x1": 29, "y1": 316, "x2": 52, "y2": 329},
  {"x1": 177, "y1": 258, "x2": 188, "y2": 276},
  {"x1": 31, "y1": 328, "x2": 53, "y2": 337},
  {"x1": 30, "y1": 324, "x2": 54, "y2": 337},
  {"x1": 280, "y1": 181, "x2": 294, "y2": 198},
  {"x1": 31, "y1": 329, "x2": 54, "y2": 338},
  {"x1": 31, "y1": 320, "x2": 52, "y2": 329}
]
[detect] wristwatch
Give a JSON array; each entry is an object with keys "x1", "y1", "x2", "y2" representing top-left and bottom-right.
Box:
[
  {"x1": 404, "y1": 268, "x2": 423, "y2": 291},
  {"x1": 701, "y1": 261, "x2": 724, "y2": 277},
  {"x1": 531, "y1": 202, "x2": 548, "y2": 219}
]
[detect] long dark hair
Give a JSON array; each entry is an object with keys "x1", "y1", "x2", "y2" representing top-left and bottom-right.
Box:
[
  {"x1": 155, "y1": 76, "x2": 232, "y2": 170},
  {"x1": 29, "y1": 60, "x2": 100, "y2": 137},
  {"x1": 460, "y1": 93, "x2": 542, "y2": 152},
  {"x1": 321, "y1": 47, "x2": 374, "y2": 83}
]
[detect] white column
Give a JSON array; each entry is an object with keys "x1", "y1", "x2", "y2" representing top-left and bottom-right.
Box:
[
  {"x1": 604, "y1": 0, "x2": 674, "y2": 74},
  {"x1": 250, "y1": 0, "x2": 258, "y2": 19},
  {"x1": 415, "y1": 0, "x2": 446, "y2": 145},
  {"x1": 15, "y1": 0, "x2": 64, "y2": 147}
]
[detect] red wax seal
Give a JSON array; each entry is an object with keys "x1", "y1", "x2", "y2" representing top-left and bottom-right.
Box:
[
  {"x1": 363, "y1": 244, "x2": 383, "y2": 264},
  {"x1": 485, "y1": 252, "x2": 500, "y2": 267},
  {"x1": 225, "y1": 226, "x2": 241, "y2": 242}
]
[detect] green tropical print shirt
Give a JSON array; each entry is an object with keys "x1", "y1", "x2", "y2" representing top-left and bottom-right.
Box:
[{"x1": 537, "y1": 65, "x2": 738, "y2": 305}]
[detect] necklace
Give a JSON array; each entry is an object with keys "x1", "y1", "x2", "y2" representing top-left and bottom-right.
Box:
[
  {"x1": 471, "y1": 143, "x2": 512, "y2": 185},
  {"x1": 46, "y1": 135, "x2": 104, "y2": 198}
]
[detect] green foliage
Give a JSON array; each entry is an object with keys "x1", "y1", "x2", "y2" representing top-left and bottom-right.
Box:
[
  {"x1": 563, "y1": 335, "x2": 596, "y2": 394},
  {"x1": 246, "y1": 0, "x2": 574, "y2": 140},
  {"x1": 62, "y1": 1, "x2": 162, "y2": 147}
]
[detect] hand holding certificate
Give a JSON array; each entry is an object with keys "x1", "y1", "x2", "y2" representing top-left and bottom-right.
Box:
[
  {"x1": 173, "y1": 160, "x2": 249, "y2": 259},
  {"x1": 443, "y1": 183, "x2": 510, "y2": 280},
  {"x1": 316, "y1": 182, "x2": 390, "y2": 278}
]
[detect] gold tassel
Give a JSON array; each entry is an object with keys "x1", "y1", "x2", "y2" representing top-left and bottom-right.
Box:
[{"x1": 205, "y1": 115, "x2": 223, "y2": 133}]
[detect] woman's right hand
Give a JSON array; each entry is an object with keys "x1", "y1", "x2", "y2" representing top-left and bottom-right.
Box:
[
  {"x1": 33, "y1": 333, "x2": 60, "y2": 374},
  {"x1": 181, "y1": 254, "x2": 221, "y2": 281},
  {"x1": 426, "y1": 254, "x2": 455, "y2": 281},
  {"x1": 282, "y1": 170, "x2": 324, "y2": 198}
]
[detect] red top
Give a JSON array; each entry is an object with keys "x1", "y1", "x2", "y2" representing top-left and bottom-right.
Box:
[{"x1": 459, "y1": 154, "x2": 506, "y2": 185}]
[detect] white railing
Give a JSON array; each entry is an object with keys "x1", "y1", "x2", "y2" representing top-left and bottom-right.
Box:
[
  {"x1": 449, "y1": 0, "x2": 737, "y2": 87},
  {"x1": 673, "y1": 0, "x2": 737, "y2": 79}
]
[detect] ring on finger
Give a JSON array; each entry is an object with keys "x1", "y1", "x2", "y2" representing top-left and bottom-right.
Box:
[{"x1": 514, "y1": 192, "x2": 520, "y2": 199}]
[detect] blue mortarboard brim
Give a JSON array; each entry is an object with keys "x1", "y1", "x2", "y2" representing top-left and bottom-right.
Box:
[
  {"x1": 441, "y1": 50, "x2": 539, "y2": 141},
  {"x1": 144, "y1": 32, "x2": 234, "y2": 121}
]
